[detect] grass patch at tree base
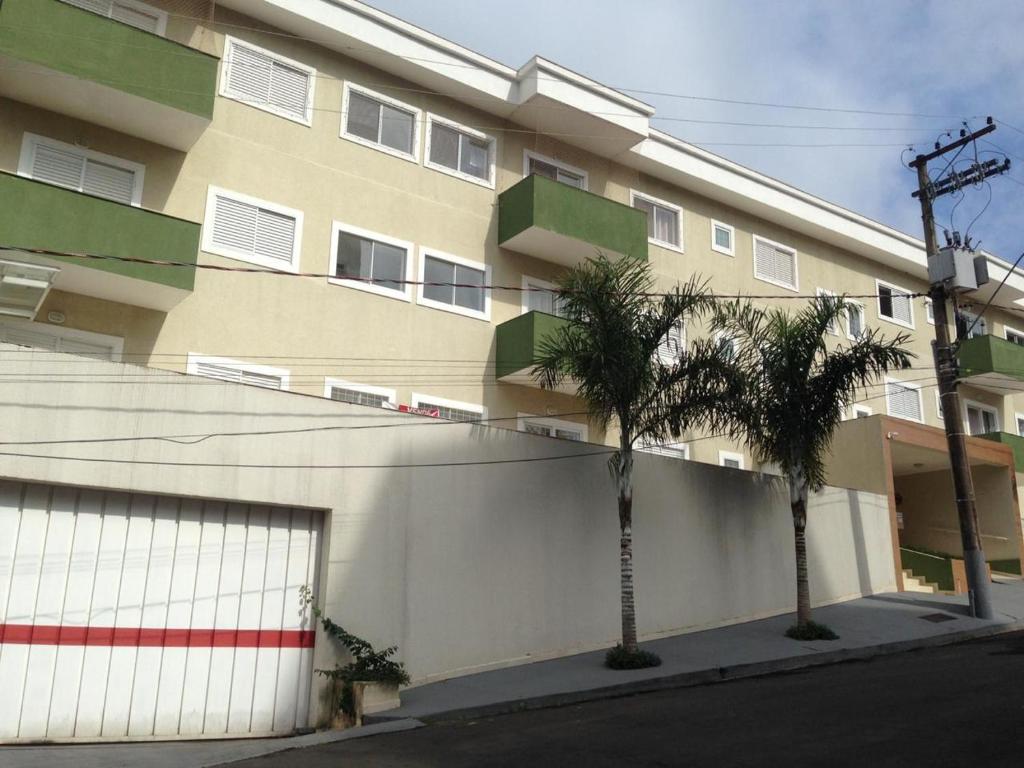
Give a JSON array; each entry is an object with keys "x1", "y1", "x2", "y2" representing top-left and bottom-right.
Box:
[
  {"x1": 785, "y1": 621, "x2": 839, "y2": 641},
  {"x1": 605, "y1": 644, "x2": 662, "y2": 669}
]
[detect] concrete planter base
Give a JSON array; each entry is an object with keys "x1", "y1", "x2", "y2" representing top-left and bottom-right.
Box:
[{"x1": 353, "y1": 681, "x2": 401, "y2": 724}]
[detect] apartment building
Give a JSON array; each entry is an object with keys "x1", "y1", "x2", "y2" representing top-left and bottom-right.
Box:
[{"x1": 0, "y1": 0, "x2": 1021, "y2": 741}]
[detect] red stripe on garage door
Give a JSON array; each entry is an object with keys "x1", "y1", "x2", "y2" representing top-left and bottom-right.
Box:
[{"x1": 0, "y1": 625, "x2": 315, "y2": 647}]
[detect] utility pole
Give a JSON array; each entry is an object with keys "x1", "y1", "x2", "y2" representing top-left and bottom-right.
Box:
[{"x1": 909, "y1": 118, "x2": 1009, "y2": 619}]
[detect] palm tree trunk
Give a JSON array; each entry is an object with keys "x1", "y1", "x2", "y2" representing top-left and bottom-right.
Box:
[
  {"x1": 789, "y1": 472, "x2": 812, "y2": 627},
  {"x1": 617, "y1": 445, "x2": 638, "y2": 652}
]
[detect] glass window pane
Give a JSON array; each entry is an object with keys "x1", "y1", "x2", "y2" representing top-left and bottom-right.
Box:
[
  {"x1": 460, "y1": 135, "x2": 490, "y2": 180},
  {"x1": 346, "y1": 92, "x2": 380, "y2": 142},
  {"x1": 526, "y1": 285, "x2": 555, "y2": 315},
  {"x1": 634, "y1": 197, "x2": 656, "y2": 238},
  {"x1": 380, "y1": 104, "x2": 413, "y2": 153},
  {"x1": 429, "y1": 123, "x2": 460, "y2": 169},
  {"x1": 453, "y1": 264, "x2": 485, "y2": 311},
  {"x1": 335, "y1": 232, "x2": 372, "y2": 280},
  {"x1": 556, "y1": 169, "x2": 584, "y2": 188},
  {"x1": 423, "y1": 256, "x2": 455, "y2": 304},
  {"x1": 655, "y1": 207, "x2": 678, "y2": 245},
  {"x1": 528, "y1": 158, "x2": 558, "y2": 180},
  {"x1": 714, "y1": 225, "x2": 731, "y2": 249},
  {"x1": 371, "y1": 242, "x2": 405, "y2": 290}
]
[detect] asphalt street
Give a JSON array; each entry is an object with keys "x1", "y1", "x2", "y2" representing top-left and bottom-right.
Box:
[{"x1": 230, "y1": 631, "x2": 1024, "y2": 768}]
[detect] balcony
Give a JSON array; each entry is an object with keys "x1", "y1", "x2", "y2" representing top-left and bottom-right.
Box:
[
  {"x1": 0, "y1": 173, "x2": 198, "y2": 311},
  {"x1": 498, "y1": 175, "x2": 648, "y2": 267},
  {"x1": 0, "y1": 0, "x2": 218, "y2": 150},
  {"x1": 978, "y1": 431, "x2": 1024, "y2": 472},
  {"x1": 495, "y1": 310, "x2": 573, "y2": 391},
  {"x1": 957, "y1": 334, "x2": 1024, "y2": 395}
]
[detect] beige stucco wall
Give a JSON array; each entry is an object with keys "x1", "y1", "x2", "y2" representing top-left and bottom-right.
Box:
[
  {"x1": 3, "y1": 2, "x2": 1024, "y2": 468},
  {"x1": 0, "y1": 347, "x2": 895, "y2": 723}
]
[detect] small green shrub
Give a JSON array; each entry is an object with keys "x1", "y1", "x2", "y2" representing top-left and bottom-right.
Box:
[
  {"x1": 300, "y1": 586, "x2": 410, "y2": 717},
  {"x1": 605, "y1": 643, "x2": 662, "y2": 669},
  {"x1": 785, "y1": 620, "x2": 839, "y2": 641}
]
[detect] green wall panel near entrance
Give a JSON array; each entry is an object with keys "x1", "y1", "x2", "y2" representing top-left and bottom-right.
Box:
[
  {"x1": 495, "y1": 310, "x2": 571, "y2": 379},
  {"x1": 0, "y1": 0, "x2": 218, "y2": 119},
  {"x1": 498, "y1": 174, "x2": 649, "y2": 261},
  {"x1": 0, "y1": 173, "x2": 199, "y2": 292}
]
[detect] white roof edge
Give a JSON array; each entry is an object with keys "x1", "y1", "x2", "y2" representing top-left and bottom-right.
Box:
[{"x1": 516, "y1": 56, "x2": 655, "y2": 115}]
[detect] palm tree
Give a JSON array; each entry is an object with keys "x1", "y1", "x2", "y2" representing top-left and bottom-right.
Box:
[
  {"x1": 533, "y1": 255, "x2": 734, "y2": 664},
  {"x1": 714, "y1": 295, "x2": 914, "y2": 637}
]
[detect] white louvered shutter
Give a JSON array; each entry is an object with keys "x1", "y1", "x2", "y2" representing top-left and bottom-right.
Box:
[
  {"x1": 254, "y1": 208, "x2": 297, "y2": 264},
  {"x1": 754, "y1": 239, "x2": 796, "y2": 289},
  {"x1": 657, "y1": 320, "x2": 683, "y2": 364},
  {"x1": 331, "y1": 387, "x2": 389, "y2": 408},
  {"x1": 82, "y1": 160, "x2": 135, "y2": 203},
  {"x1": 269, "y1": 60, "x2": 310, "y2": 119},
  {"x1": 61, "y1": 0, "x2": 111, "y2": 14},
  {"x1": 31, "y1": 144, "x2": 86, "y2": 191},
  {"x1": 110, "y1": 2, "x2": 161, "y2": 33},
  {"x1": 886, "y1": 289, "x2": 912, "y2": 325},
  {"x1": 887, "y1": 382, "x2": 922, "y2": 422},
  {"x1": 211, "y1": 196, "x2": 259, "y2": 255},
  {"x1": 194, "y1": 361, "x2": 282, "y2": 389},
  {"x1": 226, "y1": 41, "x2": 310, "y2": 121}
]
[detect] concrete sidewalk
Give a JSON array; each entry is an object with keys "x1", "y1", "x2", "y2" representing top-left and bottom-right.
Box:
[{"x1": 3, "y1": 580, "x2": 1022, "y2": 768}]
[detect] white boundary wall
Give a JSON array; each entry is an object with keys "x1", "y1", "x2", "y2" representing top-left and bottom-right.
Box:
[{"x1": 0, "y1": 349, "x2": 895, "y2": 728}]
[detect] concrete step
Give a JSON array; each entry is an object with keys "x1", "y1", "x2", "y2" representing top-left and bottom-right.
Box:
[{"x1": 902, "y1": 569, "x2": 938, "y2": 594}]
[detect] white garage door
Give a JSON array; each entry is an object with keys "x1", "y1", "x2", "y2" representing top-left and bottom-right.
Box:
[{"x1": 0, "y1": 480, "x2": 323, "y2": 742}]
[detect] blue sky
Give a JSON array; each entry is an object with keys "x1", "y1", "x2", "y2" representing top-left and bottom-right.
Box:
[{"x1": 367, "y1": 0, "x2": 1024, "y2": 263}]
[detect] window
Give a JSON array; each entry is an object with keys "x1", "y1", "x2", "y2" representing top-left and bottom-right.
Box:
[
  {"x1": 719, "y1": 451, "x2": 744, "y2": 469},
  {"x1": 657, "y1": 319, "x2": 685, "y2": 365},
  {"x1": 187, "y1": 354, "x2": 289, "y2": 390},
  {"x1": 885, "y1": 379, "x2": 923, "y2": 423},
  {"x1": 711, "y1": 220, "x2": 734, "y2": 256},
  {"x1": 341, "y1": 84, "x2": 419, "y2": 160},
  {"x1": 417, "y1": 250, "x2": 490, "y2": 320},
  {"x1": 203, "y1": 187, "x2": 303, "y2": 272},
  {"x1": 876, "y1": 280, "x2": 914, "y2": 329},
  {"x1": 0, "y1": 260, "x2": 58, "y2": 320},
  {"x1": 816, "y1": 288, "x2": 840, "y2": 335},
  {"x1": 18, "y1": 133, "x2": 144, "y2": 206},
  {"x1": 518, "y1": 414, "x2": 587, "y2": 442},
  {"x1": 631, "y1": 192, "x2": 682, "y2": 251},
  {"x1": 1005, "y1": 326, "x2": 1024, "y2": 347},
  {"x1": 845, "y1": 302, "x2": 866, "y2": 340},
  {"x1": 325, "y1": 379, "x2": 396, "y2": 409},
  {"x1": 852, "y1": 404, "x2": 873, "y2": 419},
  {"x1": 0, "y1": 320, "x2": 123, "y2": 360},
  {"x1": 221, "y1": 37, "x2": 315, "y2": 125},
  {"x1": 522, "y1": 276, "x2": 565, "y2": 317},
  {"x1": 753, "y1": 235, "x2": 798, "y2": 291},
  {"x1": 1016, "y1": 413, "x2": 1024, "y2": 437},
  {"x1": 639, "y1": 439, "x2": 689, "y2": 460},
  {"x1": 524, "y1": 151, "x2": 586, "y2": 189},
  {"x1": 925, "y1": 297, "x2": 935, "y2": 325},
  {"x1": 61, "y1": 0, "x2": 167, "y2": 35},
  {"x1": 936, "y1": 391, "x2": 944, "y2": 420},
  {"x1": 957, "y1": 310, "x2": 986, "y2": 339},
  {"x1": 425, "y1": 115, "x2": 495, "y2": 186},
  {"x1": 715, "y1": 331, "x2": 737, "y2": 360},
  {"x1": 329, "y1": 223, "x2": 412, "y2": 301},
  {"x1": 412, "y1": 394, "x2": 485, "y2": 422},
  {"x1": 964, "y1": 401, "x2": 999, "y2": 436}
]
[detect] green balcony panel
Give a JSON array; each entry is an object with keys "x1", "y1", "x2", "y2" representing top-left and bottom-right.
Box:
[
  {"x1": 498, "y1": 175, "x2": 648, "y2": 267},
  {"x1": 0, "y1": 0, "x2": 218, "y2": 150},
  {"x1": 978, "y1": 431, "x2": 1024, "y2": 472},
  {"x1": 0, "y1": 172, "x2": 198, "y2": 311},
  {"x1": 495, "y1": 310, "x2": 571, "y2": 389},
  {"x1": 958, "y1": 334, "x2": 1024, "y2": 395}
]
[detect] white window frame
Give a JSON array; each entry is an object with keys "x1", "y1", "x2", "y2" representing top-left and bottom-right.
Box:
[
  {"x1": 630, "y1": 190, "x2": 684, "y2": 253},
  {"x1": 657, "y1": 318, "x2": 687, "y2": 366},
  {"x1": 202, "y1": 186, "x2": 304, "y2": 273},
  {"x1": 219, "y1": 36, "x2": 316, "y2": 126},
  {"x1": 875, "y1": 278, "x2": 915, "y2": 330},
  {"x1": 522, "y1": 149, "x2": 588, "y2": 190},
  {"x1": 411, "y1": 393, "x2": 487, "y2": 421},
  {"x1": 62, "y1": 0, "x2": 169, "y2": 36},
  {"x1": 925, "y1": 297, "x2": 935, "y2": 325},
  {"x1": 416, "y1": 248, "x2": 491, "y2": 321},
  {"x1": 1004, "y1": 325, "x2": 1024, "y2": 346},
  {"x1": 845, "y1": 300, "x2": 866, "y2": 341},
  {"x1": 852, "y1": 404, "x2": 874, "y2": 419},
  {"x1": 962, "y1": 399, "x2": 1000, "y2": 436},
  {"x1": 710, "y1": 220, "x2": 735, "y2": 257},
  {"x1": 186, "y1": 353, "x2": 290, "y2": 390},
  {"x1": 639, "y1": 439, "x2": 690, "y2": 460},
  {"x1": 936, "y1": 391, "x2": 944, "y2": 420},
  {"x1": 423, "y1": 113, "x2": 496, "y2": 188},
  {"x1": 752, "y1": 234, "x2": 799, "y2": 292},
  {"x1": 0, "y1": 319, "x2": 124, "y2": 361},
  {"x1": 327, "y1": 221, "x2": 413, "y2": 302},
  {"x1": 324, "y1": 378, "x2": 396, "y2": 408},
  {"x1": 517, "y1": 413, "x2": 589, "y2": 442},
  {"x1": 1015, "y1": 412, "x2": 1024, "y2": 437},
  {"x1": 718, "y1": 450, "x2": 745, "y2": 470},
  {"x1": 340, "y1": 82, "x2": 421, "y2": 163},
  {"x1": 520, "y1": 275, "x2": 562, "y2": 316},
  {"x1": 885, "y1": 377, "x2": 923, "y2": 423},
  {"x1": 816, "y1": 288, "x2": 840, "y2": 335},
  {"x1": 17, "y1": 132, "x2": 146, "y2": 207}
]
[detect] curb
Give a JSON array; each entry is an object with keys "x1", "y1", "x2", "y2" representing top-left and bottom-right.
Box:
[{"x1": 367, "y1": 619, "x2": 1023, "y2": 725}]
